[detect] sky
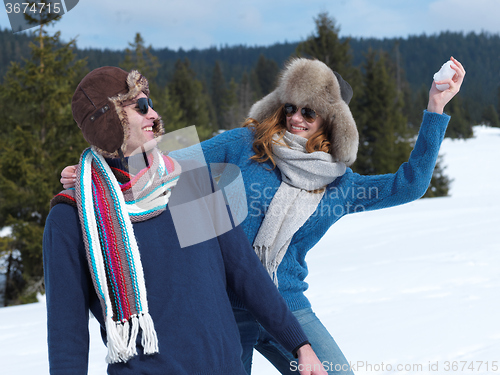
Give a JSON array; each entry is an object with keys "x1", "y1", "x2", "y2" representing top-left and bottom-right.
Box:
[{"x1": 1, "y1": 0, "x2": 500, "y2": 51}]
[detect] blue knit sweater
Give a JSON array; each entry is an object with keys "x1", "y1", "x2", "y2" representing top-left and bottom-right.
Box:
[
  {"x1": 172, "y1": 110, "x2": 450, "y2": 312},
  {"x1": 43, "y1": 162, "x2": 308, "y2": 374}
]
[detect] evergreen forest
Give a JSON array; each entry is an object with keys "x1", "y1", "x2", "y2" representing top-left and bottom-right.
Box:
[{"x1": 0, "y1": 12, "x2": 497, "y2": 305}]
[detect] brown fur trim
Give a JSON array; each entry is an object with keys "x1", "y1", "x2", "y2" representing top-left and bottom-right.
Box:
[
  {"x1": 105, "y1": 70, "x2": 164, "y2": 158},
  {"x1": 109, "y1": 70, "x2": 150, "y2": 105}
]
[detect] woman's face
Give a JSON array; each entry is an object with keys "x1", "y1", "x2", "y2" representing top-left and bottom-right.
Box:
[{"x1": 285, "y1": 105, "x2": 323, "y2": 139}]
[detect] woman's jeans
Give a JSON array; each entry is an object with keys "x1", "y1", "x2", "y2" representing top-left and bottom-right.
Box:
[{"x1": 233, "y1": 307, "x2": 354, "y2": 375}]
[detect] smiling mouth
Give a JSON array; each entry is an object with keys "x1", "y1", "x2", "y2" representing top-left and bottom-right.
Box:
[
  {"x1": 143, "y1": 126, "x2": 153, "y2": 132},
  {"x1": 291, "y1": 125, "x2": 308, "y2": 131}
]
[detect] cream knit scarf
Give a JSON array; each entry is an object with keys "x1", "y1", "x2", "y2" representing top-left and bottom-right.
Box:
[{"x1": 253, "y1": 131, "x2": 346, "y2": 286}]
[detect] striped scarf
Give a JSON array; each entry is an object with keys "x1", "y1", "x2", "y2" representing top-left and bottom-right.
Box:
[{"x1": 75, "y1": 147, "x2": 181, "y2": 363}]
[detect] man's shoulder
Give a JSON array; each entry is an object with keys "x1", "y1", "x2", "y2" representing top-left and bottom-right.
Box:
[
  {"x1": 50, "y1": 189, "x2": 77, "y2": 210},
  {"x1": 47, "y1": 197, "x2": 79, "y2": 226},
  {"x1": 169, "y1": 159, "x2": 214, "y2": 205}
]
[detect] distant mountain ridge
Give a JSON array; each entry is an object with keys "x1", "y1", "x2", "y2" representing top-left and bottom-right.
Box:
[{"x1": 1, "y1": 28, "x2": 497, "y2": 123}]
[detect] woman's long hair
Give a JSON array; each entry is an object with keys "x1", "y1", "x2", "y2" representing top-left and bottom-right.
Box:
[{"x1": 243, "y1": 105, "x2": 333, "y2": 169}]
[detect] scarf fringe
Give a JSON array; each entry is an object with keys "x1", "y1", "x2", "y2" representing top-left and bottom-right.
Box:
[
  {"x1": 139, "y1": 312, "x2": 159, "y2": 355},
  {"x1": 105, "y1": 314, "x2": 159, "y2": 363},
  {"x1": 105, "y1": 316, "x2": 127, "y2": 363},
  {"x1": 254, "y1": 245, "x2": 280, "y2": 287},
  {"x1": 126, "y1": 315, "x2": 140, "y2": 357}
]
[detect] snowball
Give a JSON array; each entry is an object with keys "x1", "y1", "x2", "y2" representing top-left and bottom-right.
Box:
[{"x1": 433, "y1": 61, "x2": 456, "y2": 91}]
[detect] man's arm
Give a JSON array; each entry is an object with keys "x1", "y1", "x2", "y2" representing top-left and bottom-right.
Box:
[
  {"x1": 60, "y1": 127, "x2": 253, "y2": 189},
  {"x1": 43, "y1": 204, "x2": 93, "y2": 374},
  {"x1": 217, "y1": 223, "x2": 326, "y2": 375}
]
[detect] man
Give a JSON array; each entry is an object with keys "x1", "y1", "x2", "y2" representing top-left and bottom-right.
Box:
[{"x1": 43, "y1": 66, "x2": 327, "y2": 374}]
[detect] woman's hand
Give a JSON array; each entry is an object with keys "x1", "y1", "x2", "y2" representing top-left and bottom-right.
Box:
[
  {"x1": 60, "y1": 165, "x2": 77, "y2": 189},
  {"x1": 427, "y1": 56, "x2": 466, "y2": 114},
  {"x1": 296, "y1": 344, "x2": 328, "y2": 375}
]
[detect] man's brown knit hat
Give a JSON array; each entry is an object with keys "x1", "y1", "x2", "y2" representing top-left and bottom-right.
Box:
[{"x1": 72, "y1": 66, "x2": 164, "y2": 157}]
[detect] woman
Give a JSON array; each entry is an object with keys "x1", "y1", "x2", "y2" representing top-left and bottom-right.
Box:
[{"x1": 61, "y1": 57, "x2": 466, "y2": 374}]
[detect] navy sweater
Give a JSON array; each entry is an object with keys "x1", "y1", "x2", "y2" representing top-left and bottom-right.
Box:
[{"x1": 43, "y1": 162, "x2": 308, "y2": 374}]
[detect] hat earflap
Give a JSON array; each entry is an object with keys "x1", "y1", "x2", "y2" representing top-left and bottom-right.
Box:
[
  {"x1": 248, "y1": 91, "x2": 281, "y2": 123},
  {"x1": 326, "y1": 101, "x2": 358, "y2": 166}
]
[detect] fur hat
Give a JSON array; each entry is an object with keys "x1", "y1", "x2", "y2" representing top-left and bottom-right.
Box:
[
  {"x1": 72, "y1": 66, "x2": 164, "y2": 157},
  {"x1": 248, "y1": 58, "x2": 358, "y2": 166}
]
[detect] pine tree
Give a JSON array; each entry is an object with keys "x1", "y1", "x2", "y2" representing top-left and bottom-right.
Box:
[
  {"x1": 121, "y1": 33, "x2": 161, "y2": 99},
  {"x1": 445, "y1": 94, "x2": 473, "y2": 138},
  {"x1": 295, "y1": 11, "x2": 362, "y2": 124},
  {"x1": 168, "y1": 58, "x2": 213, "y2": 140},
  {"x1": 423, "y1": 155, "x2": 452, "y2": 198},
  {"x1": 222, "y1": 78, "x2": 242, "y2": 129},
  {"x1": 405, "y1": 84, "x2": 429, "y2": 130},
  {"x1": 353, "y1": 50, "x2": 412, "y2": 175},
  {"x1": 0, "y1": 235, "x2": 21, "y2": 306},
  {"x1": 481, "y1": 104, "x2": 500, "y2": 127},
  {"x1": 296, "y1": 12, "x2": 353, "y2": 78},
  {"x1": 249, "y1": 69, "x2": 263, "y2": 101},
  {"x1": 211, "y1": 61, "x2": 227, "y2": 129},
  {"x1": 497, "y1": 85, "x2": 500, "y2": 118},
  {"x1": 0, "y1": 18, "x2": 87, "y2": 305},
  {"x1": 121, "y1": 33, "x2": 160, "y2": 80},
  {"x1": 238, "y1": 72, "x2": 254, "y2": 122},
  {"x1": 253, "y1": 54, "x2": 279, "y2": 98},
  {"x1": 155, "y1": 84, "x2": 187, "y2": 134}
]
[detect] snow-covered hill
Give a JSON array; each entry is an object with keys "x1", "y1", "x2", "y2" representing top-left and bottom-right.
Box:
[{"x1": 1, "y1": 126, "x2": 499, "y2": 375}]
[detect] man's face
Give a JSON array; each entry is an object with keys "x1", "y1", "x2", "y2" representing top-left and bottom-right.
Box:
[{"x1": 122, "y1": 92, "x2": 158, "y2": 157}]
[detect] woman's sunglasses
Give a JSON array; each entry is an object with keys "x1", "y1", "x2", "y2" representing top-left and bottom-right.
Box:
[
  {"x1": 283, "y1": 103, "x2": 318, "y2": 123},
  {"x1": 125, "y1": 97, "x2": 154, "y2": 115}
]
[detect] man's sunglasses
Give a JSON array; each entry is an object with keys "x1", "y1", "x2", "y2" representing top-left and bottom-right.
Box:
[
  {"x1": 125, "y1": 97, "x2": 154, "y2": 115},
  {"x1": 283, "y1": 103, "x2": 318, "y2": 123}
]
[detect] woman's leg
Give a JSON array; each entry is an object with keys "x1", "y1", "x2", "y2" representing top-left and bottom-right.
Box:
[
  {"x1": 254, "y1": 330, "x2": 299, "y2": 374},
  {"x1": 233, "y1": 307, "x2": 260, "y2": 375},
  {"x1": 255, "y1": 307, "x2": 354, "y2": 375},
  {"x1": 292, "y1": 307, "x2": 354, "y2": 375}
]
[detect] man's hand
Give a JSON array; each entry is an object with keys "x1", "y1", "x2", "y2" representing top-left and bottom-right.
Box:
[
  {"x1": 296, "y1": 344, "x2": 328, "y2": 375},
  {"x1": 60, "y1": 165, "x2": 77, "y2": 189}
]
